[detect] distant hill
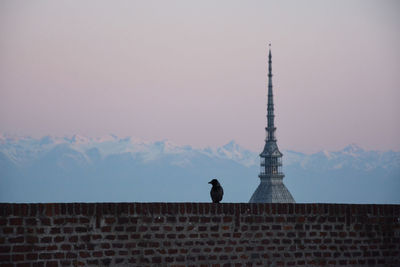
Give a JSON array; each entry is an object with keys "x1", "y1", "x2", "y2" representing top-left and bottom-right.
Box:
[{"x1": 0, "y1": 134, "x2": 399, "y2": 203}]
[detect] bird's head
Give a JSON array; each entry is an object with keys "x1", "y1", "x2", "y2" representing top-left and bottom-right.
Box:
[{"x1": 208, "y1": 179, "x2": 220, "y2": 186}]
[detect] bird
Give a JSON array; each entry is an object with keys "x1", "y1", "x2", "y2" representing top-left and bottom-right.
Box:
[{"x1": 208, "y1": 179, "x2": 223, "y2": 203}]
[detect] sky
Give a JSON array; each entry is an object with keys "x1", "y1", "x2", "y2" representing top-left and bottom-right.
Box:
[{"x1": 0, "y1": 0, "x2": 399, "y2": 153}]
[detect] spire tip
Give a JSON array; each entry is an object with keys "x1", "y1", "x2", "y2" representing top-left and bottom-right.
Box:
[{"x1": 268, "y1": 44, "x2": 272, "y2": 58}]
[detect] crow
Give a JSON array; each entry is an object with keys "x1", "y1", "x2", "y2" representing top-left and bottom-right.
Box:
[{"x1": 208, "y1": 179, "x2": 223, "y2": 203}]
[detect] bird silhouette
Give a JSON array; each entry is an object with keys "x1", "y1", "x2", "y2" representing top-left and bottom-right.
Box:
[{"x1": 208, "y1": 179, "x2": 223, "y2": 203}]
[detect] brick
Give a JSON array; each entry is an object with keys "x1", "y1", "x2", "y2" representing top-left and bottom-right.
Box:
[
  {"x1": 39, "y1": 253, "x2": 52, "y2": 259},
  {"x1": 75, "y1": 227, "x2": 87, "y2": 233},
  {"x1": 223, "y1": 216, "x2": 233, "y2": 222},
  {"x1": 26, "y1": 253, "x2": 38, "y2": 260},
  {"x1": 233, "y1": 232, "x2": 241, "y2": 238},
  {"x1": 12, "y1": 254, "x2": 25, "y2": 261},
  {"x1": 51, "y1": 236, "x2": 64, "y2": 243},
  {"x1": 45, "y1": 204, "x2": 53, "y2": 216},
  {"x1": 165, "y1": 256, "x2": 174, "y2": 263},
  {"x1": 272, "y1": 225, "x2": 281, "y2": 230},
  {"x1": 0, "y1": 245, "x2": 11, "y2": 253},
  {"x1": 40, "y1": 218, "x2": 51, "y2": 225},
  {"x1": 138, "y1": 225, "x2": 147, "y2": 231},
  {"x1": 25, "y1": 218, "x2": 37, "y2": 225},
  {"x1": 167, "y1": 233, "x2": 176, "y2": 239},
  {"x1": 50, "y1": 227, "x2": 61, "y2": 234},
  {"x1": 276, "y1": 216, "x2": 285, "y2": 223},
  {"x1": 101, "y1": 226, "x2": 111, "y2": 232},
  {"x1": 144, "y1": 249, "x2": 154, "y2": 255},
  {"x1": 118, "y1": 217, "x2": 129, "y2": 224},
  {"x1": 45, "y1": 261, "x2": 58, "y2": 267},
  {"x1": 79, "y1": 217, "x2": 89, "y2": 223},
  {"x1": 112, "y1": 243, "x2": 123, "y2": 249},
  {"x1": 13, "y1": 245, "x2": 33, "y2": 252},
  {"x1": 66, "y1": 252, "x2": 77, "y2": 259},
  {"x1": 40, "y1": 237, "x2": 52, "y2": 243},
  {"x1": 69, "y1": 236, "x2": 78, "y2": 242},
  {"x1": 100, "y1": 243, "x2": 110, "y2": 249},
  {"x1": 115, "y1": 225, "x2": 124, "y2": 232},
  {"x1": 61, "y1": 244, "x2": 71, "y2": 251},
  {"x1": 10, "y1": 218, "x2": 23, "y2": 225},
  {"x1": 150, "y1": 216, "x2": 163, "y2": 223},
  {"x1": 117, "y1": 235, "x2": 128, "y2": 240},
  {"x1": 54, "y1": 252, "x2": 64, "y2": 259},
  {"x1": 9, "y1": 236, "x2": 24, "y2": 243},
  {"x1": 191, "y1": 203, "x2": 198, "y2": 214},
  {"x1": 105, "y1": 250, "x2": 115, "y2": 256},
  {"x1": 52, "y1": 218, "x2": 63, "y2": 225},
  {"x1": 47, "y1": 245, "x2": 57, "y2": 251}
]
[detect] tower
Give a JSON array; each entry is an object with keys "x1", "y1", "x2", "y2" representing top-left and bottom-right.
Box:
[{"x1": 249, "y1": 46, "x2": 295, "y2": 203}]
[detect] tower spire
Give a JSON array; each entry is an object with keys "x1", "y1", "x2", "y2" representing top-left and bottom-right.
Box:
[
  {"x1": 249, "y1": 45, "x2": 295, "y2": 203},
  {"x1": 267, "y1": 44, "x2": 275, "y2": 141}
]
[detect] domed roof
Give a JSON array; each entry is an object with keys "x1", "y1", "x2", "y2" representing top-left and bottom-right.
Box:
[{"x1": 249, "y1": 180, "x2": 295, "y2": 203}]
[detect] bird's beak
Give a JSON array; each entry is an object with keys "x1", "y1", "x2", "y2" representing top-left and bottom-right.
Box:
[{"x1": 208, "y1": 181, "x2": 211, "y2": 184}]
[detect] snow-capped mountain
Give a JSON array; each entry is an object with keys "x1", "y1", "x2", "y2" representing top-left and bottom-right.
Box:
[
  {"x1": 0, "y1": 134, "x2": 399, "y2": 204},
  {"x1": 284, "y1": 144, "x2": 400, "y2": 172},
  {"x1": 0, "y1": 134, "x2": 259, "y2": 167}
]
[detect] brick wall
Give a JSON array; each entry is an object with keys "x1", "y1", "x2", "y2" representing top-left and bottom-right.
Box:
[{"x1": 0, "y1": 203, "x2": 399, "y2": 266}]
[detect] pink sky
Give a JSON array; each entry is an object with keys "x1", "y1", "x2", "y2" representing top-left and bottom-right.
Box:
[{"x1": 0, "y1": 0, "x2": 399, "y2": 152}]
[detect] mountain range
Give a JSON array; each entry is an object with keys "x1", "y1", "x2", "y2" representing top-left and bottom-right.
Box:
[{"x1": 1, "y1": 134, "x2": 399, "y2": 204}]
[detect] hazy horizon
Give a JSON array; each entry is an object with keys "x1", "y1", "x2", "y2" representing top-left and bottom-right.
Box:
[
  {"x1": 1, "y1": 0, "x2": 399, "y2": 153},
  {"x1": 1, "y1": 132, "x2": 398, "y2": 155},
  {"x1": 1, "y1": 133, "x2": 399, "y2": 203}
]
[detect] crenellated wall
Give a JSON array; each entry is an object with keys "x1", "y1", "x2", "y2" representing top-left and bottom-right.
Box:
[{"x1": 0, "y1": 203, "x2": 399, "y2": 266}]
